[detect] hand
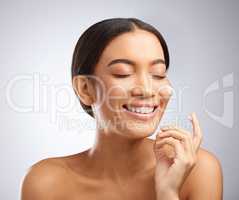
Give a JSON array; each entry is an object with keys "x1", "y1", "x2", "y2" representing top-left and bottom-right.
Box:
[{"x1": 153, "y1": 112, "x2": 203, "y2": 199}]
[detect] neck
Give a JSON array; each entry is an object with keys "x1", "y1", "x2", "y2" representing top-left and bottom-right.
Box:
[{"x1": 86, "y1": 129, "x2": 156, "y2": 181}]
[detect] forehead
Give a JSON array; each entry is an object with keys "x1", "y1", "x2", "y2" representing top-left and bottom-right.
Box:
[{"x1": 98, "y1": 29, "x2": 165, "y2": 65}]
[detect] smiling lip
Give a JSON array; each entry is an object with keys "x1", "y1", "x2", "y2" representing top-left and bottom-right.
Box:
[
  {"x1": 122, "y1": 104, "x2": 160, "y2": 121},
  {"x1": 123, "y1": 102, "x2": 158, "y2": 108}
]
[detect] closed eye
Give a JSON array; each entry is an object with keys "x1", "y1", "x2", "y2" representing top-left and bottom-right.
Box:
[
  {"x1": 112, "y1": 74, "x2": 166, "y2": 79},
  {"x1": 113, "y1": 74, "x2": 131, "y2": 78},
  {"x1": 152, "y1": 75, "x2": 166, "y2": 80}
]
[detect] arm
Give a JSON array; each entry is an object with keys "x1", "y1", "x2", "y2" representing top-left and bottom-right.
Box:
[
  {"x1": 154, "y1": 113, "x2": 223, "y2": 200},
  {"x1": 154, "y1": 112, "x2": 203, "y2": 200},
  {"x1": 155, "y1": 149, "x2": 223, "y2": 200}
]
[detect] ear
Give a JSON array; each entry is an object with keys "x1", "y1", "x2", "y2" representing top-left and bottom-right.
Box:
[{"x1": 72, "y1": 75, "x2": 95, "y2": 106}]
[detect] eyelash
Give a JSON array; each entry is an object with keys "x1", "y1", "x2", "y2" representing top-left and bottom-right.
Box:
[
  {"x1": 152, "y1": 75, "x2": 166, "y2": 80},
  {"x1": 113, "y1": 74, "x2": 131, "y2": 78},
  {"x1": 113, "y1": 74, "x2": 166, "y2": 79}
]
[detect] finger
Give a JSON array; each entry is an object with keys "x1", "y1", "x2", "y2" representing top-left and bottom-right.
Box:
[
  {"x1": 155, "y1": 137, "x2": 184, "y2": 159},
  {"x1": 160, "y1": 125, "x2": 192, "y2": 137},
  {"x1": 159, "y1": 123, "x2": 195, "y2": 154},
  {"x1": 159, "y1": 124, "x2": 193, "y2": 148},
  {"x1": 158, "y1": 129, "x2": 193, "y2": 154},
  {"x1": 191, "y1": 112, "x2": 203, "y2": 151}
]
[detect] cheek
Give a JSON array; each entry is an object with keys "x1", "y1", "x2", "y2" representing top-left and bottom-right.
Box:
[
  {"x1": 102, "y1": 76, "x2": 129, "y2": 99},
  {"x1": 97, "y1": 79, "x2": 128, "y2": 112},
  {"x1": 155, "y1": 79, "x2": 173, "y2": 96},
  {"x1": 153, "y1": 80, "x2": 173, "y2": 108},
  {"x1": 106, "y1": 84, "x2": 128, "y2": 107}
]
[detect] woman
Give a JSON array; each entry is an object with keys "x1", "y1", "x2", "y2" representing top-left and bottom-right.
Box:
[{"x1": 21, "y1": 18, "x2": 223, "y2": 200}]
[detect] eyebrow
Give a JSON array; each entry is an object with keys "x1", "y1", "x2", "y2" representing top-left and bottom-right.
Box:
[{"x1": 107, "y1": 58, "x2": 165, "y2": 67}]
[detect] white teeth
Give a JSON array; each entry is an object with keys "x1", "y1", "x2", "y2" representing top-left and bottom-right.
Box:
[{"x1": 126, "y1": 106, "x2": 154, "y2": 114}]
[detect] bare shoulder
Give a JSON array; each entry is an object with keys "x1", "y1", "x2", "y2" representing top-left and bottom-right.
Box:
[
  {"x1": 184, "y1": 147, "x2": 223, "y2": 199},
  {"x1": 192, "y1": 147, "x2": 223, "y2": 178},
  {"x1": 195, "y1": 148, "x2": 222, "y2": 170},
  {"x1": 21, "y1": 156, "x2": 75, "y2": 200}
]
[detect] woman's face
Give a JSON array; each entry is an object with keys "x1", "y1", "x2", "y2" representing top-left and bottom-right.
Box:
[{"x1": 91, "y1": 29, "x2": 173, "y2": 139}]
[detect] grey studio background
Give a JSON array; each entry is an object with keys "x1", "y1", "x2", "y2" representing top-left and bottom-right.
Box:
[{"x1": 0, "y1": 0, "x2": 238, "y2": 199}]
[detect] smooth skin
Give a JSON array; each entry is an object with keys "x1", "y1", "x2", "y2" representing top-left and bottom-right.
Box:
[{"x1": 21, "y1": 29, "x2": 223, "y2": 200}]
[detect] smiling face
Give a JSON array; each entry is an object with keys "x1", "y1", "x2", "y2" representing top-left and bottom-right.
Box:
[{"x1": 88, "y1": 29, "x2": 173, "y2": 139}]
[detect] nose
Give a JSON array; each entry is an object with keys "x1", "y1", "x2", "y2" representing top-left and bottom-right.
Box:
[{"x1": 131, "y1": 73, "x2": 155, "y2": 98}]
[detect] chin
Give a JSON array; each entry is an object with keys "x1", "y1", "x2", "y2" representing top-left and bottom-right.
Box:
[{"x1": 113, "y1": 121, "x2": 158, "y2": 140}]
